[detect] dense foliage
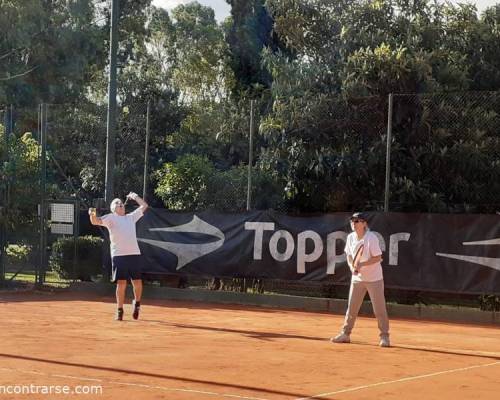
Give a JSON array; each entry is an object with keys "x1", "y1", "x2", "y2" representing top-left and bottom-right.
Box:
[{"x1": 1, "y1": 0, "x2": 499, "y2": 214}]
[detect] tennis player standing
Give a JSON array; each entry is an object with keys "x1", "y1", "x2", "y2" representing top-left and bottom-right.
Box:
[
  {"x1": 331, "y1": 212, "x2": 390, "y2": 347},
  {"x1": 89, "y1": 192, "x2": 148, "y2": 321}
]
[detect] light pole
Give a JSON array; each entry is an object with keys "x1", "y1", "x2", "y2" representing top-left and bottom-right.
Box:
[{"x1": 104, "y1": 0, "x2": 119, "y2": 204}]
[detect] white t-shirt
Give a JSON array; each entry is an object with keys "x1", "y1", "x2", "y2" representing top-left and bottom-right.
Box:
[
  {"x1": 101, "y1": 208, "x2": 144, "y2": 257},
  {"x1": 345, "y1": 230, "x2": 383, "y2": 282}
]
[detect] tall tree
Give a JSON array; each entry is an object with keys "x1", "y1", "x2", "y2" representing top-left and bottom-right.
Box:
[
  {"x1": 226, "y1": 0, "x2": 282, "y2": 93},
  {"x1": 171, "y1": 2, "x2": 234, "y2": 104},
  {"x1": 0, "y1": 0, "x2": 107, "y2": 106},
  {"x1": 260, "y1": 0, "x2": 500, "y2": 211}
]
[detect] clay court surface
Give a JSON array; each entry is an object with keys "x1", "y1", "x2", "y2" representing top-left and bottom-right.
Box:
[{"x1": 0, "y1": 290, "x2": 499, "y2": 400}]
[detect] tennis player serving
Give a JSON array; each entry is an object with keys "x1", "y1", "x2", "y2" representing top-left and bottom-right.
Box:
[
  {"x1": 89, "y1": 192, "x2": 148, "y2": 321},
  {"x1": 331, "y1": 212, "x2": 390, "y2": 347}
]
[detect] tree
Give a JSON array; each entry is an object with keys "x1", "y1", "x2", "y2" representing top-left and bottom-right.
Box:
[
  {"x1": 259, "y1": 0, "x2": 500, "y2": 211},
  {"x1": 0, "y1": 130, "x2": 41, "y2": 226},
  {"x1": 171, "y1": 2, "x2": 234, "y2": 104},
  {"x1": 154, "y1": 153, "x2": 284, "y2": 211},
  {"x1": 0, "y1": 0, "x2": 107, "y2": 106},
  {"x1": 154, "y1": 154, "x2": 216, "y2": 210},
  {"x1": 226, "y1": 0, "x2": 284, "y2": 93}
]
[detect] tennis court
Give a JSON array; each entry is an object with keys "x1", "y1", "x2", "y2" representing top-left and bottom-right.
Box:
[{"x1": 1, "y1": 290, "x2": 499, "y2": 399}]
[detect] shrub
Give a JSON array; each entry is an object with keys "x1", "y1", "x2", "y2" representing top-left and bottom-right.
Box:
[
  {"x1": 479, "y1": 294, "x2": 500, "y2": 312},
  {"x1": 154, "y1": 154, "x2": 215, "y2": 210},
  {"x1": 154, "y1": 154, "x2": 285, "y2": 211},
  {"x1": 5, "y1": 244, "x2": 32, "y2": 268},
  {"x1": 50, "y1": 236, "x2": 103, "y2": 281}
]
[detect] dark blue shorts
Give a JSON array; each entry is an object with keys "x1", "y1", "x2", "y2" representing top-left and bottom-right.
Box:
[{"x1": 111, "y1": 255, "x2": 143, "y2": 282}]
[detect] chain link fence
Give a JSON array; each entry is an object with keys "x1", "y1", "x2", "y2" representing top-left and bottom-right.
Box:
[
  {"x1": 0, "y1": 106, "x2": 5, "y2": 285},
  {"x1": 0, "y1": 101, "x2": 172, "y2": 286},
  {"x1": 0, "y1": 105, "x2": 43, "y2": 286},
  {"x1": 1, "y1": 91, "x2": 499, "y2": 292},
  {"x1": 45, "y1": 103, "x2": 107, "y2": 204},
  {"x1": 389, "y1": 92, "x2": 500, "y2": 213},
  {"x1": 45, "y1": 102, "x2": 152, "y2": 206},
  {"x1": 314, "y1": 95, "x2": 387, "y2": 213}
]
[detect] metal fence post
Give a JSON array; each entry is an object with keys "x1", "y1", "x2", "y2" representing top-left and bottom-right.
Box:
[
  {"x1": 38, "y1": 104, "x2": 47, "y2": 287},
  {"x1": 384, "y1": 93, "x2": 394, "y2": 212},
  {"x1": 73, "y1": 199, "x2": 80, "y2": 282},
  {"x1": 5, "y1": 105, "x2": 12, "y2": 208},
  {"x1": 246, "y1": 99, "x2": 255, "y2": 211},
  {"x1": 143, "y1": 101, "x2": 151, "y2": 201},
  {"x1": 0, "y1": 105, "x2": 11, "y2": 284}
]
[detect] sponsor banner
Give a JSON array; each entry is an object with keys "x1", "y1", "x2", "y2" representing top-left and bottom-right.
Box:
[{"x1": 134, "y1": 209, "x2": 500, "y2": 294}]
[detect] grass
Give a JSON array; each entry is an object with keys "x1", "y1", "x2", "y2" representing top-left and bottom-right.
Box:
[{"x1": 3, "y1": 269, "x2": 74, "y2": 288}]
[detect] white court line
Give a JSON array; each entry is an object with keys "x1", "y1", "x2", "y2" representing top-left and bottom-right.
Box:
[
  {"x1": 51, "y1": 374, "x2": 103, "y2": 383},
  {"x1": 296, "y1": 360, "x2": 500, "y2": 400},
  {"x1": 398, "y1": 344, "x2": 500, "y2": 358},
  {"x1": 0, "y1": 367, "x2": 269, "y2": 400}
]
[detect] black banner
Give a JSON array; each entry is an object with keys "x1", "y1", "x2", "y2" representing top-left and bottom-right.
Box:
[{"x1": 135, "y1": 209, "x2": 500, "y2": 294}]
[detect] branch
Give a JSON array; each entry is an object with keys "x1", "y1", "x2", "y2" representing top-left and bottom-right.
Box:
[
  {"x1": 0, "y1": 50, "x2": 17, "y2": 61},
  {"x1": 0, "y1": 45, "x2": 30, "y2": 61},
  {"x1": 0, "y1": 65, "x2": 39, "y2": 81}
]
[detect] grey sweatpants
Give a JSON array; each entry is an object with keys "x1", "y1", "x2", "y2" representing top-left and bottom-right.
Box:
[{"x1": 341, "y1": 279, "x2": 390, "y2": 338}]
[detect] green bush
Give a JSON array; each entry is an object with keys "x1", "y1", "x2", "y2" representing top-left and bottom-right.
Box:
[
  {"x1": 50, "y1": 236, "x2": 103, "y2": 281},
  {"x1": 5, "y1": 244, "x2": 32, "y2": 268},
  {"x1": 154, "y1": 154, "x2": 285, "y2": 211},
  {"x1": 154, "y1": 154, "x2": 215, "y2": 210}
]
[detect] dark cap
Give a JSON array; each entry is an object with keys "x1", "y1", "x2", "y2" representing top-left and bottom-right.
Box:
[{"x1": 349, "y1": 212, "x2": 368, "y2": 221}]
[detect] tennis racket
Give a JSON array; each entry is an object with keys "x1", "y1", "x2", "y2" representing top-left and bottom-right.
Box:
[{"x1": 352, "y1": 242, "x2": 364, "y2": 275}]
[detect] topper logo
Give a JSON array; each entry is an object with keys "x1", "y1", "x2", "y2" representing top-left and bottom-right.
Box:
[
  {"x1": 245, "y1": 222, "x2": 410, "y2": 274},
  {"x1": 138, "y1": 216, "x2": 225, "y2": 270},
  {"x1": 436, "y1": 238, "x2": 500, "y2": 271}
]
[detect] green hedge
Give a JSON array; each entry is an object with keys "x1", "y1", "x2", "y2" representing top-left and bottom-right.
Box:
[{"x1": 50, "y1": 236, "x2": 103, "y2": 281}]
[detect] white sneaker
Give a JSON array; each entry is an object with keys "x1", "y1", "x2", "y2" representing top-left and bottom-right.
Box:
[
  {"x1": 379, "y1": 336, "x2": 391, "y2": 347},
  {"x1": 330, "y1": 333, "x2": 351, "y2": 343}
]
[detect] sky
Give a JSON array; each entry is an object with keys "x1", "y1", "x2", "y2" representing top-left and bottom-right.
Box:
[
  {"x1": 454, "y1": 0, "x2": 499, "y2": 11},
  {"x1": 152, "y1": 0, "x2": 499, "y2": 23},
  {"x1": 474, "y1": 0, "x2": 499, "y2": 9},
  {"x1": 152, "y1": 0, "x2": 231, "y2": 22}
]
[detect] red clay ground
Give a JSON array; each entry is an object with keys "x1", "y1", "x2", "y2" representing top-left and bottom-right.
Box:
[{"x1": 0, "y1": 290, "x2": 499, "y2": 400}]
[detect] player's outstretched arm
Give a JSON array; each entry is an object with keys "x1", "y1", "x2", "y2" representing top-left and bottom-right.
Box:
[{"x1": 126, "y1": 192, "x2": 149, "y2": 212}]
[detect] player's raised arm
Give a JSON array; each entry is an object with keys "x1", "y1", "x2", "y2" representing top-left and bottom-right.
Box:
[
  {"x1": 126, "y1": 192, "x2": 148, "y2": 212},
  {"x1": 88, "y1": 208, "x2": 105, "y2": 226}
]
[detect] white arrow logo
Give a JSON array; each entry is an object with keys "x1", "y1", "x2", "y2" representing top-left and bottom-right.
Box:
[
  {"x1": 436, "y1": 238, "x2": 500, "y2": 271},
  {"x1": 138, "y1": 215, "x2": 225, "y2": 270}
]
